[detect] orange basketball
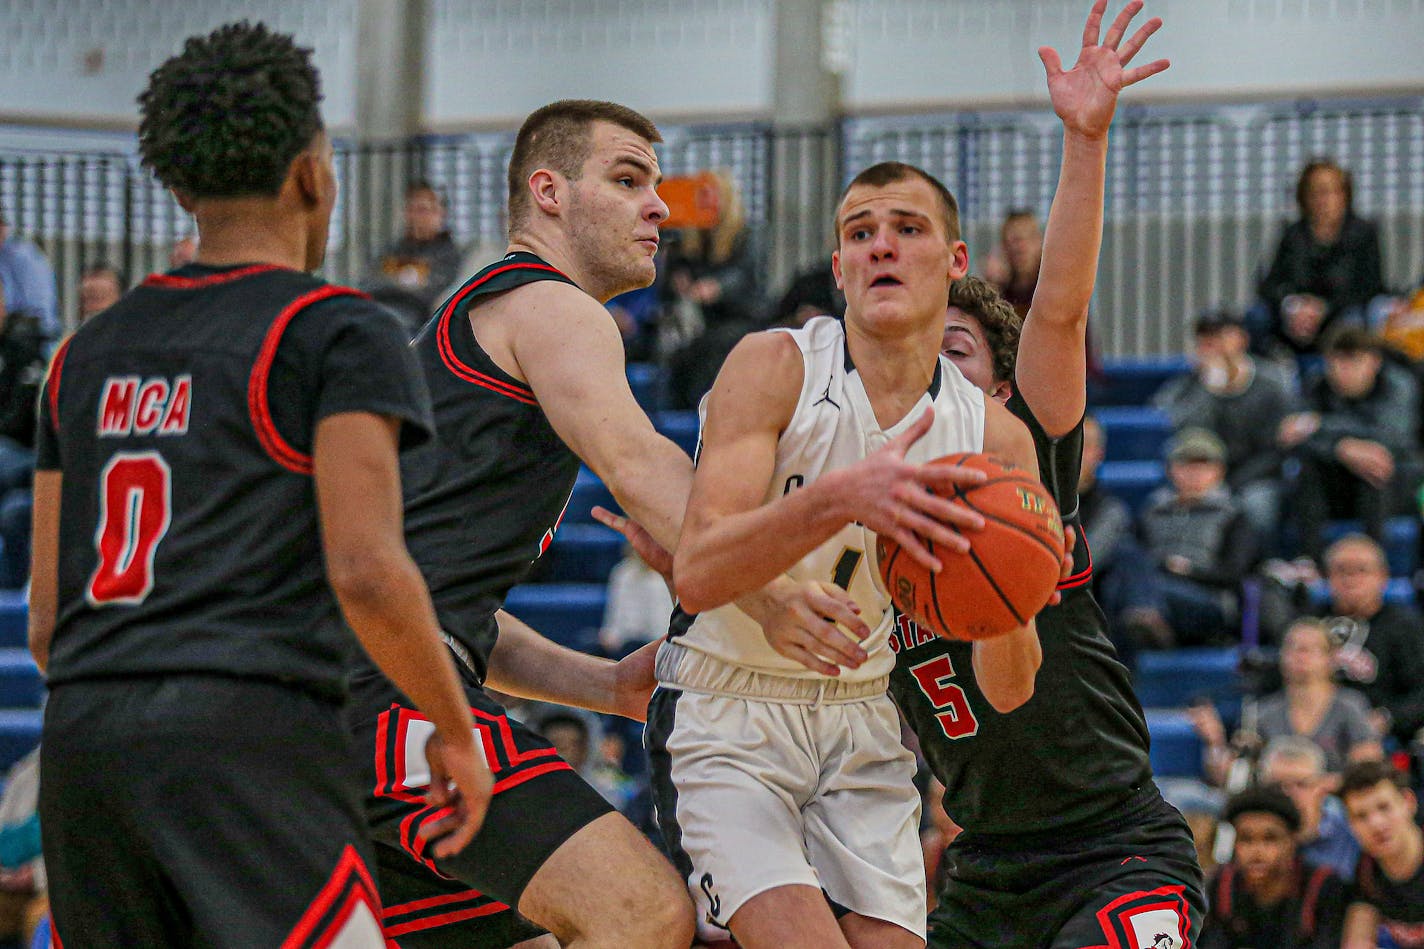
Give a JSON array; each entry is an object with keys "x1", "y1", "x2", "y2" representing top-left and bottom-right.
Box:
[{"x1": 876, "y1": 452, "x2": 1064, "y2": 641}]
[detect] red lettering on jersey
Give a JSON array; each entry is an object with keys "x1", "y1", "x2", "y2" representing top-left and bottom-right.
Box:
[
  {"x1": 132, "y1": 380, "x2": 170, "y2": 434},
  {"x1": 159, "y1": 376, "x2": 192, "y2": 434},
  {"x1": 98, "y1": 377, "x2": 139, "y2": 435}
]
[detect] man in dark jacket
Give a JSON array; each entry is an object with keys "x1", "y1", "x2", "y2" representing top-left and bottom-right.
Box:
[
  {"x1": 1124, "y1": 428, "x2": 1260, "y2": 649},
  {"x1": 364, "y1": 180, "x2": 463, "y2": 333},
  {"x1": 0, "y1": 280, "x2": 51, "y2": 586},
  {"x1": 1279, "y1": 327, "x2": 1421, "y2": 562}
]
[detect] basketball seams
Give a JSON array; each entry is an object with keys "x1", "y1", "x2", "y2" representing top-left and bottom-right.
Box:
[{"x1": 956, "y1": 495, "x2": 1064, "y2": 560}]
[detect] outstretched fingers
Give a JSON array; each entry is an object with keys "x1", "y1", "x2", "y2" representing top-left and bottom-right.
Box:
[
  {"x1": 1122, "y1": 57, "x2": 1171, "y2": 86},
  {"x1": 1117, "y1": 15, "x2": 1162, "y2": 65},
  {"x1": 1038, "y1": 45, "x2": 1065, "y2": 79},
  {"x1": 1100, "y1": 0, "x2": 1144, "y2": 51},
  {"x1": 1081, "y1": 0, "x2": 1108, "y2": 48}
]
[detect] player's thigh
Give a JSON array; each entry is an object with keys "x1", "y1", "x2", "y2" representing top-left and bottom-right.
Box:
[
  {"x1": 841, "y1": 911, "x2": 926, "y2": 949},
  {"x1": 517, "y1": 810, "x2": 692, "y2": 943},
  {"x1": 646, "y1": 688, "x2": 822, "y2": 933},
  {"x1": 803, "y1": 696, "x2": 925, "y2": 939},
  {"x1": 727, "y1": 883, "x2": 850, "y2": 949}
]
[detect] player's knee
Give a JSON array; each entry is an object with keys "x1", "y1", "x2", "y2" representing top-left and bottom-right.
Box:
[{"x1": 613, "y1": 871, "x2": 696, "y2": 948}]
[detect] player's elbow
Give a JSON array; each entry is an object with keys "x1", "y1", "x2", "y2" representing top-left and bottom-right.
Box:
[
  {"x1": 983, "y1": 674, "x2": 1036, "y2": 714},
  {"x1": 672, "y1": 562, "x2": 717, "y2": 616},
  {"x1": 26, "y1": 623, "x2": 50, "y2": 674},
  {"x1": 326, "y1": 543, "x2": 415, "y2": 617}
]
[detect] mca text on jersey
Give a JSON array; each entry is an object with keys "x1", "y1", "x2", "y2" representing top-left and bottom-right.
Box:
[{"x1": 96, "y1": 375, "x2": 192, "y2": 437}]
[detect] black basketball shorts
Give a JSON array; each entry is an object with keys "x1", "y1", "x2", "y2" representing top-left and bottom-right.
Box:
[
  {"x1": 347, "y1": 663, "x2": 614, "y2": 948},
  {"x1": 928, "y1": 787, "x2": 1206, "y2": 949},
  {"x1": 40, "y1": 675, "x2": 386, "y2": 948}
]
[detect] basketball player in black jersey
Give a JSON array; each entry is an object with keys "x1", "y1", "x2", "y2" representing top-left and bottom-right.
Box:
[
  {"x1": 762, "y1": 3, "x2": 1205, "y2": 946},
  {"x1": 345, "y1": 100, "x2": 717, "y2": 949},
  {"x1": 28, "y1": 23, "x2": 490, "y2": 947}
]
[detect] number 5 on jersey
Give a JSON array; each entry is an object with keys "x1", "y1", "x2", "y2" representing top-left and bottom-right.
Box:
[
  {"x1": 909, "y1": 654, "x2": 979, "y2": 740},
  {"x1": 87, "y1": 451, "x2": 173, "y2": 606}
]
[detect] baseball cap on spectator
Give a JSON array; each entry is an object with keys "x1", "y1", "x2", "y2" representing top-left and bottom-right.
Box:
[{"x1": 1167, "y1": 427, "x2": 1226, "y2": 465}]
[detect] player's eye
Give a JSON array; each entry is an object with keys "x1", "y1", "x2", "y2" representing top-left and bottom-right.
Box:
[
  {"x1": 848, "y1": 228, "x2": 870, "y2": 241},
  {"x1": 617, "y1": 176, "x2": 635, "y2": 188},
  {"x1": 900, "y1": 224, "x2": 920, "y2": 236}
]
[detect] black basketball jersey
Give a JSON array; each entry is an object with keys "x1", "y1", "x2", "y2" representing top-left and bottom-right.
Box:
[
  {"x1": 36, "y1": 263, "x2": 434, "y2": 701},
  {"x1": 889, "y1": 388, "x2": 1152, "y2": 835},
  {"x1": 1353, "y1": 852, "x2": 1424, "y2": 947},
  {"x1": 396, "y1": 253, "x2": 583, "y2": 676}
]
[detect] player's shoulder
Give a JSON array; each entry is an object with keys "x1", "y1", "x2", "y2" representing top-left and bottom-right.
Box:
[{"x1": 726, "y1": 323, "x2": 811, "y2": 378}]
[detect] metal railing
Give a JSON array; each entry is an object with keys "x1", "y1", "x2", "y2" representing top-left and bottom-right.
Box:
[{"x1": 2, "y1": 95, "x2": 1420, "y2": 354}]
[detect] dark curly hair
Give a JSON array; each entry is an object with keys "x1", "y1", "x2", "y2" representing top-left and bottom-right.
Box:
[
  {"x1": 947, "y1": 275, "x2": 1022, "y2": 384},
  {"x1": 138, "y1": 22, "x2": 323, "y2": 198}
]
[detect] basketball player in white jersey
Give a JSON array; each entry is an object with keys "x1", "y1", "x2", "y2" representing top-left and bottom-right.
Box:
[{"x1": 646, "y1": 161, "x2": 1045, "y2": 949}]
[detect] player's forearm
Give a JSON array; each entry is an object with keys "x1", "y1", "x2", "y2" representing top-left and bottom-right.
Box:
[
  {"x1": 599, "y1": 434, "x2": 693, "y2": 556},
  {"x1": 484, "y1": 610, "x2": 620, "y2": 715},
  {"x1": 1031, "y1": 130, "x2": 1108, "y2": 328},
  {"x1": 674, "y1": 470, "x2": 856, "y2": 614},
  {"x1": 333, "y1": 554, "x2": 474, "y2": 742},
  {"x1": 970, "y1": 620, "x2": 1041, "y2": 713}
]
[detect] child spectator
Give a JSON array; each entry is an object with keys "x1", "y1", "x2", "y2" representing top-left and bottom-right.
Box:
[{"x1": 1340, "y1": 760, "x2": 1424, "y2": 947}]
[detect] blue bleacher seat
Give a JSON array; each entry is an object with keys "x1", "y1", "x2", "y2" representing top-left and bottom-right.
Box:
[
  {"x1": 1133, "y1": 647, "x2": 1240, "y2": 709},
  {"x1": 1145, "y1": 708, "x2": 1203, "y2": 779},
  {"x1": 504, "y1": 583, "x2": 608, "y2": 652},
  {"x1": 1322, "y1": 517, "x2": 1419, "y2": 578},
  {"x1": 541, "y1": 524, "x2": 625, "y2": 583},
  {"x1": 0, "y1": 710, "x2": 41, "y2": 772},
  {"x1": 1091, "y1": 357, "x2": 1191, "y2": 408},
  {"x1": 1093, "y1": 406, "x2": 1173, "y2": 463},
  {"x1": 1095, "y1": 460, "x2": 1166, "y2": 515},
  {"x1": 564, "y1": 468, "x2": 618, "y2": 525},
  {"x1": 0, "y1": 592, "x2": 25, "y2": 650},
  {"x1": 654, "y1": 411, "x2": 700, "y2": 457},
  {"x1": 0, "y1": 650, "x2": 41, "y2": 709}
]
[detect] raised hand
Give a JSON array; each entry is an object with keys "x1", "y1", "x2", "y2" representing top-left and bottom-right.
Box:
[{"x1": 1039, "y1": 0, "x2": 1170, "y2": 139}]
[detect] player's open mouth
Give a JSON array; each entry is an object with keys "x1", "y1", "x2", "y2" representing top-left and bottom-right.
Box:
[{"x1": 870, "y1": 275, "x2": 903, "y2": 288}]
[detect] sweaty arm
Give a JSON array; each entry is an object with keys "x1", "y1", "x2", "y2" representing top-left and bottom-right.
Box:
[
  {"x1": 27, "y1": 472, "x2": 60, "y2": 672},
  {"x1": 1014, "y1": 131, "x2": 1108, "y2": 438},
  {"x1": 508, "y1": 281, "x2": 691, "y2": 554},
  {"x1": 970, "y1": 398, "x2": 1045, "y2": 712}
]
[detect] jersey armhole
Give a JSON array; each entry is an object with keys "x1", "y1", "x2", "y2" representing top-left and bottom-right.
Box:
[{"x1": 46, "y1": 335, "x2": 74, "y2": 432}]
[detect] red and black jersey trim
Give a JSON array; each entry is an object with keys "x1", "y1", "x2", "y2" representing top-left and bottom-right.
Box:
[
  {"x1": 248, "y1": 285, "x2": 369, "y2": 475},
  {"x1": 1057, "y1": 528, "x2": 1095, "y2": 591},
  {"x1": 280, "y1": 844, "x2": 383, "y2": 949},
  {"x1": 142, "y1": 263, "x2": 288, "y2": 290},
  {"x1": 434, "y1": 261, "x2": 569, "y2": 405},
  {"x1": 371, "y1": 704, "x2": 572, "y2": 874},
  {"x1": 46, "y1": 335, "x2": 74, "y2": 432},
  {"x1": 1087, "y1": 883, "x2": 1195, "y2": 949}
]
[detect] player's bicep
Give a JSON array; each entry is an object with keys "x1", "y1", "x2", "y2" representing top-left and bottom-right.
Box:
[
  {"x1": 1014, "y1": 315, "x2": 1087, "y2": 439},
  {"x1": 982, "y1": 397, "x2": 1040, "y2": 480},
  {"x1": 512, "y1": 285, "x2": 663, "y2": 474},
  {"x1": 682, "y1": 334, "x2": 801, "y2": 531}
]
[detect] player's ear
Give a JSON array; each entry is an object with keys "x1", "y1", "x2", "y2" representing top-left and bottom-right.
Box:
[
  {"x1": 290, "y1": 149, "x2": 326, "y2": 210},
  {"x1": 528, "y1": 168, "x2": 564, "y2": 218},
  {"x1": 991, "y1": 379, "x2": 1013, "y2": 404},
  {"x1": 948, "y1": 240, "x2": 969, "y2": 281},
  {"x1": 831, "y1": 250, "x2": 844, "y2": 290}
]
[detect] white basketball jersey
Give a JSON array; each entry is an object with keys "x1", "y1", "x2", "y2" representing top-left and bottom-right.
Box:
[{"x1": 674, "y1": 315, "x2": 986, "y2": 681}]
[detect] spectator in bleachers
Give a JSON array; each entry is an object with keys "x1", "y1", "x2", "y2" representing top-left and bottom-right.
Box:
[
  {"x1": 1314, "y1": 534, "x2": 1424, "y2": 749},
  {"x1": 607, "y1": 285, "x2": 660, "y2": 361},
  {"x1": 0, "y1": 281, "x2": 50, "y2": 587},
  {"x1": 1279, "y1": 327, "x2": 1421, "y2": 563},
  {"x1": 531, "y1": 706, "x2": 636, "y2": 812},
  {"x1": 981, "y1": 208, "x2": 1042, "y2": 319},
  {"x1": 1200, "y1": 784, "x2": 1350, "y2": 949},
  {"x1": 1259, "y1": 735, "x2": 1361, "y2": 881},
  {"x1": 0, "y1": 207, "x2": 57, "y2": 341},
  {"x1": 1194, "y1": 619, "x2": 1383, "y2": 787},
  {"x1": 0, "y1": 747, "x2": 45, "y2": 949},
  {"x1": 1077, "y1": 415, "x2": 1145, "y2": 658},
  {"x1": 1258, "y1": 159, "x2": 1385, "y2": 358},
  {"x1": 659, "y1": 171, "x2": 763, "y2": 409},
  {"x1": 76, "y1": 262, "x2": 123, "y2": 324},
  {"x1": 1121, "y1": 428, "x2": 1259, "y2": 649},
  {"x1": 1153, "y1": 308, "x2": 1295, "y2": 543},
  {"x1": 364, "y1": 180, "x2": 463, "y2": 334},
  {"x1": 598, "y1": 541, "x2": 675, "y2": 657},
  {"x1": 1338, "y1": 759, "x2": 1424, "y2": 947}
]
